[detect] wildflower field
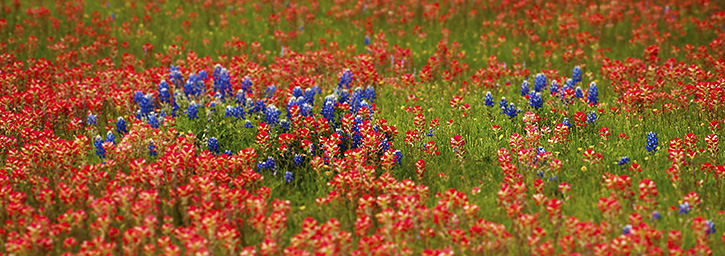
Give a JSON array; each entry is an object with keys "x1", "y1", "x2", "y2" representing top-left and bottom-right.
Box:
[{"x1": 2, "y1": 0, "x2": 725, "y2": 255}]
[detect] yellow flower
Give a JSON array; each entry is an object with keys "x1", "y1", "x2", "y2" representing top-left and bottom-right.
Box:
[
  {"x1": 581, "y1": 166, "x2": 587, "y2": 172},
  {"x1": 299, "y1": 205, "x2": 306, "y2": 210}
]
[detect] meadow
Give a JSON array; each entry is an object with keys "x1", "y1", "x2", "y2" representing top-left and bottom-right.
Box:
[{"x1": 1, "y1": 0, "x2": 725, "y2": 255}]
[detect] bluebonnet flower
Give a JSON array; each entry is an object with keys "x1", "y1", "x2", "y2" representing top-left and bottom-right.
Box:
[
  {"x1": 257, "y1": 157, "x2": 277, "y2": 173},
  {"x1": 284, "y1": 171, "x2": 294, "y2": 183},
  {"x1": 563, "y1": 78, "x2": 574, "y2": 92},
  {"x1": 484, "y1": 92, "x2": 494, "y2": 107},
  {"x1": 338, "y1": 69, "x2": 354, "y2": 89},
  {"x1": 498, "y1": 97, "x2": 508, "y2": 112},
  {"x1": 148, "y1": 112, "x2": 161, "y2": 128},
  {"x1": 623, "y1": 225, "x2": 632, "y2": 235},
  {"x1": 116, "y1": 117, "x2": 128, "y2": 135},
  {"x1": 652, "y1": 211, "x2": 660, "y2": 220},
  {"x1": 679, "y1": 202, "x2": 691, "y2": 214},
  {"x1": 183, "y1": 73, "x2": 205, "y2": 98},
  {"x1": 550, "y1": 81, "x2": 559, "y2": 96},
  {"x1": 134, "y1": 91, "x2": 154, "y2": 118},
  {"x1": 706, "y1": 220, "x2": 716, "y2": 235},
  {"x1": 280, "y1": 119, "x2": 290, "y2": 131},
  {"x1": 549, "y1": 176, "x2": 557, "y2": 182},
  {"x1": 292, "y1": 86, "x2": 303, "y2": 98},
  {"x1": 504, "y1": 103, "x2": 521, "y2": 119},
  {"x1": 158, "y1": 80, "x2": 172, "y2": 103},
  {"x1": 235, "y1": 90, "x2": 246, "y2": 106},
  {"x1": 106, "y1": 131, "x2": 116, "y2": 145},
  {"x1": 646, "y1": 132, "x2": 658, "y2": 153},
  {"x1": 364, "y1": 35, "x2": 370, "y2": 46},
  {"x1": 169, "y1": 65, "x2": 184, "y2": 87},
  {"x1": 427, "y1": 128, "x2": 434, "y2": 137},
  {"x1": 224, "y1": 150, "x2": 232, "y2": 156},
  {"x1": 321, "y1": 96, "x2": 336, "y2": 123},
  {"x1": 572, "y1": 66, "x2": 582, "y2": 85},
  {"x1": 587, "y1": 111, "x2": 597, "y2": 126},
  {"x1": 293, "y1": 154, "x2": 304, "y2": 166},
  {"x1": 208, "y1": 137, "x2": 220, "y2": 155},
  {"x1": 264, "y1": 85, "x2": 277, "y2": 99},
  {"x1": 305, "y1": 86, "x2": 322, "y2": 105},
  {"x1": 148, "y1": 139, "x2": 157, "y2": 157},
  {"x1": 280, "y1": 46, "x2": 285, "y2": 57},
  {"x1": 187, "y1": 102, "x2": 199, "y2": 120},
  {"x1": 588, "y1": 82, "x2": 599, "y2": 105},
  {"x1": 241, "y1": 76, "x2": 253, "y2": 95},
  {"x1": 574, "y1": 86, "x2": 584, "y2": 98},
  {"x1": 394, "y1": 150, "x2": 403, "y2": 165},
  {"x1": 520, "y1": 80, "x2": 530, "y2": 96},
  {"x1": 362, "y1": 88, "x2": 375, "y2": 107},
  {"x1": 171, "y1": 93, "x2": 180, "y2": 117},
  {"x1": 529, "y1": 91, "x2": 543, "y2": 110},
  {"x1": 94, "y1": 135, "x2": 105, "y2": 159},
  {"x1": 111, "y1": 12, "x2": 115, "y2": 21},
  {"x1": 563, "y1": 118, "x2": 571, "y2": 128},
  {"x1": 248, "y1": 100, "x2": 265, "y2": 115},
  {"x1": 536, "y1": 171, "x2": 544, "y2": 178},
  {"x1": 617, "y1": 156, "x2": 630, "y2": 167},
  {"x1": 225, "y1": 106, "x2": 238, "y2": 119},
  {"x1": 212, "y1": 65, "x2": 233, "y2": 99},
  {"x1": 87, "y1": 112, "x2": 97, "y2": 126},
  {"x1": 264, "y1": 105, "x2": 281, "y2": 126},
  {"x1": 300, "y1": 103, "x2": 313, "y2": 117},
  {"x1": 245, "y1": 120, "x2": 253, "y2": 128},
  {"x1": 534, "y1": 73, "x2": 547, "y2": 92}
]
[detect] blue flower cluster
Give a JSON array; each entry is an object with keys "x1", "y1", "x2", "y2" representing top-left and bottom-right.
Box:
[
  {"x1": 284, "y1": 171, "x2": 294, "y2": 183},
  {"x1": 338, "y1": 69, "x2": 354, "y2": 89},
  {"x1": 169, "y1": 65, "x2": 184, "y2": 87},
  {"x1": 528, "y1": 91, "x2": 543, "y2": 110},
  {"x1": 212, "y1": 65, "x2": 233, "y2": 100},
  {"x1": 394, "y1": 150, "x2": 403, "y2": 165},
  {"x1": 520, "y1": 80, "x2": 530, "y2": 96},
  {"x1": 94, "y1": 135, "x2": 105, "y2": 159},
  {"x1": 241, "y1": 76, "x2": 253, "y2": 95},
  {"x1": 550, "y1": 81, "x2": 559, "y2": 96},
  {"x1": 588, "y1": 82, "x2": 599, "y2": 105},
  {"x1": 293, "y1": 154, "x2": 304, "y2": 166},
  {"x1": 646, "y1": 132, "x2": 658, "y2": 153},
  {"x1": 257, "y1": 156, "x2": 277, "y2": 172},
  {"x1": 587, "y1": 111, "x2": 597, "y2": 126},
  {"x1": 208, "y1": 137, "x2": 220, "y2": 155},
  {"x1": 264, "y1": 104, "x2": 281, "y2": 125},
  {"x1": 503, "y1": 103, "x2": 521, "y2": 119},
  {"x1": 679, "y1": 202, "x2": 691, "y2": 214},
  {"x1": 87, "y1": 112, "x2": 97, "y2": 126},
  {"x1": 148, "y1": 139, "x2": 157, "y2": 157},
  {"x1": 183, "y1": 71, "x2": 207, "y2": 98},
  {"x1": 572, "y1": 66, "x2": 582, "y2": 85},
  {"x1": 148, "y1": 112, "x2": 161, "y2": 128},
  {"x1": 133, "y1": 91, "x2": 155, "y2": 118},
  {"x1": 533, "y1": 73, "x2": 547, "y2": 92},
  {"x1": 225, "y1": 105, "x2": 245, "y2": 119},
  {"x1": 574, "y1": 86, "x2": 584, "y2": 98},
  {"x1": 158, "y1": 80, "x2": 172, "y2": 104},
  {"x1": 706, "y1": 220, "x2": 716, "y2": 235},
  {"x1": 187, "y1": 102, "x2": 199, "y2": 120},
  {"x1": 106, "y1": 131, "x2": 116, "y2": 145},
  {"x1": 264, "y1": 85, "x2": 277, "y2": 99},
  {"x1": 116, "y1": 117, "x2": 128, "y2": 135},
  {"x1": 484, "y1": 92, "x2": 494, "y2": 107},
  {"x1": 617, "y1": 156, "x2": 630, "y2": 167}
]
